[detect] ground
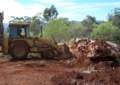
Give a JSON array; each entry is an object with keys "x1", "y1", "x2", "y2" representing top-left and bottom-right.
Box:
[
  {"x1": 0, "y1": 53, "x2": 120, "y2": 85},
  {"x1": 0, "y1": 56, "x2": 79, "y2": 85}
]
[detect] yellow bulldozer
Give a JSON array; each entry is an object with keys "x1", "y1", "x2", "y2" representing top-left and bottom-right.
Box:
[{"x1": 0, "y1": 12, "x2": 72, "y2": 59}]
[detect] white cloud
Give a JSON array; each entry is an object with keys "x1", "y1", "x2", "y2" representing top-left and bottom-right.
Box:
[
  {"x1": 0, "y1": 0, "x2": 120, "y2": 22},
  {"x1": 0, "y1": 0, "x2": 46, "y2": 22}
]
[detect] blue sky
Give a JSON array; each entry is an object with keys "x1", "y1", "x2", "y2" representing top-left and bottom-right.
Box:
[{"x1": 0, "y1": 0, "x2": 120, "y2": 22}]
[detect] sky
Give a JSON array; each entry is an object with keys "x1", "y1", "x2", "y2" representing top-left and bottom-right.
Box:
[{"x1": 0, "y1": 0, "x2": 120, "y2": 23}]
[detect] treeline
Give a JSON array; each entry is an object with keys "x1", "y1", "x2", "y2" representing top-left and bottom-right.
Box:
[
  {"x1": 10, "y1": 6, "x2": 120, "y2": 43},
  {"x1": 43, "y1": 8, "x2": 120, "y2": 43}
]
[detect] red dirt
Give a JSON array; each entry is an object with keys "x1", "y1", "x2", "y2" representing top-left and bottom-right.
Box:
[
  {"x1": 0, "y1": 39, "x2": 120, "y2": 85},
  {"x1": 0, "y1": 57, "x2": 120, "y2": 85},
  {"x1": 0, "y1": 58, "x2": 81, "y2": 85}
]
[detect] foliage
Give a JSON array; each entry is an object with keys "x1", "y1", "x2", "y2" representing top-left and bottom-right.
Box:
[
  {"x1": 82, "y1": 15, "x2": 96, "y2": 26},
  {"x1": 112, "y1": 15, "x2": 120, "y2": 29},
  {"x1": 43, "y1": 18, "x2": 83, "y2": 42},
  {"x1": 8, "y1": 7, "x2": 120, "y2": 43},
  {"x1": 68, "y1": 21, "x2": 84, "y2": 38},
  {"x1": 43, "y1": 5, "x2": 58, "y2": 21},
  {"x1": 30, "y1": 13, "x2": 44, "y2": 36},
  {"x1": 91, "y1": 22, "x2": 120, "y2": 42},
  {"x1": 81, "y1": 15, "x2": 96, "y2": 37},
  {"x1": 43, "y1": 18, "x2": 70, "y2": 41},
  {"x1": 109, "y1": 8, "x2": 120, "y2": 29}
]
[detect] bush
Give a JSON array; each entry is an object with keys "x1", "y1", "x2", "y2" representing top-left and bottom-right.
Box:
[
  {"x1": 43, "y1": 18, "x2": 83, "y2": 42},
  {"x1": 91, "y1": 22, "x2": 120, "y2": 42}
]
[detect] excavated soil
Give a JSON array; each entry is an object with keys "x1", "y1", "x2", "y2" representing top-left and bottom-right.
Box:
[
  {"x1": 0, "y1": 56, "x2": 120, "y2": 85},
  {"x1": 0, "y1": 39, "x2": 120, "y2": 85},
  {"x1": 0, "y1": 56, "x2": 80, "y2": 85}
]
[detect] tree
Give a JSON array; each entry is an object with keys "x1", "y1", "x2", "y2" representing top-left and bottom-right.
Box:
[
  {"x1": 43, "y1": 8, "x2": 49, "y2": 21},
  {"x1": 109, "y1": 8, "x2": 120, "y2": 29},
  {"x1": 68, "y1": 21, "x2": 84, "y2": 38},
  {"x1": 81, "y1": 15, "x2": 96, "y2": 37},
  {"x1": 91, "y1": 22, "x2": 120, "y2": 42},
  {"x1": 43, "y1": 18, "x2": 71, "y2": 41},
  {"x1": 82, "y1": 15, "x2": 96, "y2": 26},
  {"x1": 30, "y1": 13, "x2": 44, "y2": 36},
  {"x1": 112, "y1": 15, "x2": 120, "y2": 29},
  {"x1": 43, "y1": 18, "x2": 84, "y2": 41},
  {"x1": 43, "y1": 5, "x2": 58, "y2": 21}
]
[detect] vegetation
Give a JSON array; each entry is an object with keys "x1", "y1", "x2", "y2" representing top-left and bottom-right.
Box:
[
  {"x1": 30, "y1": 13, "x2": 44, "y2": 36},
  {"x1": 43, "y1": 5, "x2": 58, "y2": 21},
  {"x1": 43, "y1": 18, "x2": 83, "y2": 42},
  {"x1": 9, "y1": 6, "x2": 120, "y2": 43},
  {"x1": 109, "y1": 8, "x2": 120, "y2": 29},
  {"x1": 91, "y1": 22, "x2": 120, "y2": 42},
  {"x1": 81, "y1": 15, "x2": 96, "y2": 37}
]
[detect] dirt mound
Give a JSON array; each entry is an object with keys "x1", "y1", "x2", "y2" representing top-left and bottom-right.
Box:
[
  {"x1": 50, "y1": 39, "x2": 120, "y2": 85},
  {"x1": 70, "y1": 39, "x2": 120, "y2": 65},
  {"x1": 51, "y1": 61, "x2": 120, "y2": 85}
]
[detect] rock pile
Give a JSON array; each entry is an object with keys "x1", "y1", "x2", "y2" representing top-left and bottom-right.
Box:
[{"x1": 70, "y1": 39, "x2": 120, "y2": 64}]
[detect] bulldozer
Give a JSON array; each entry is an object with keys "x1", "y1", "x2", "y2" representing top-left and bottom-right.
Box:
[{"x1": 0, "y1": 12, "x2": 72, "y2": 59}]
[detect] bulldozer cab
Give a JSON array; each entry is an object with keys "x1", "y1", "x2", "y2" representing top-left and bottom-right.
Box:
[
  {"x1": 9, "y1": 23, "x2": 30, "y2": 39},
  {"x1": 4, "y1": 23, "x2": 31, "y2": 59}
]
